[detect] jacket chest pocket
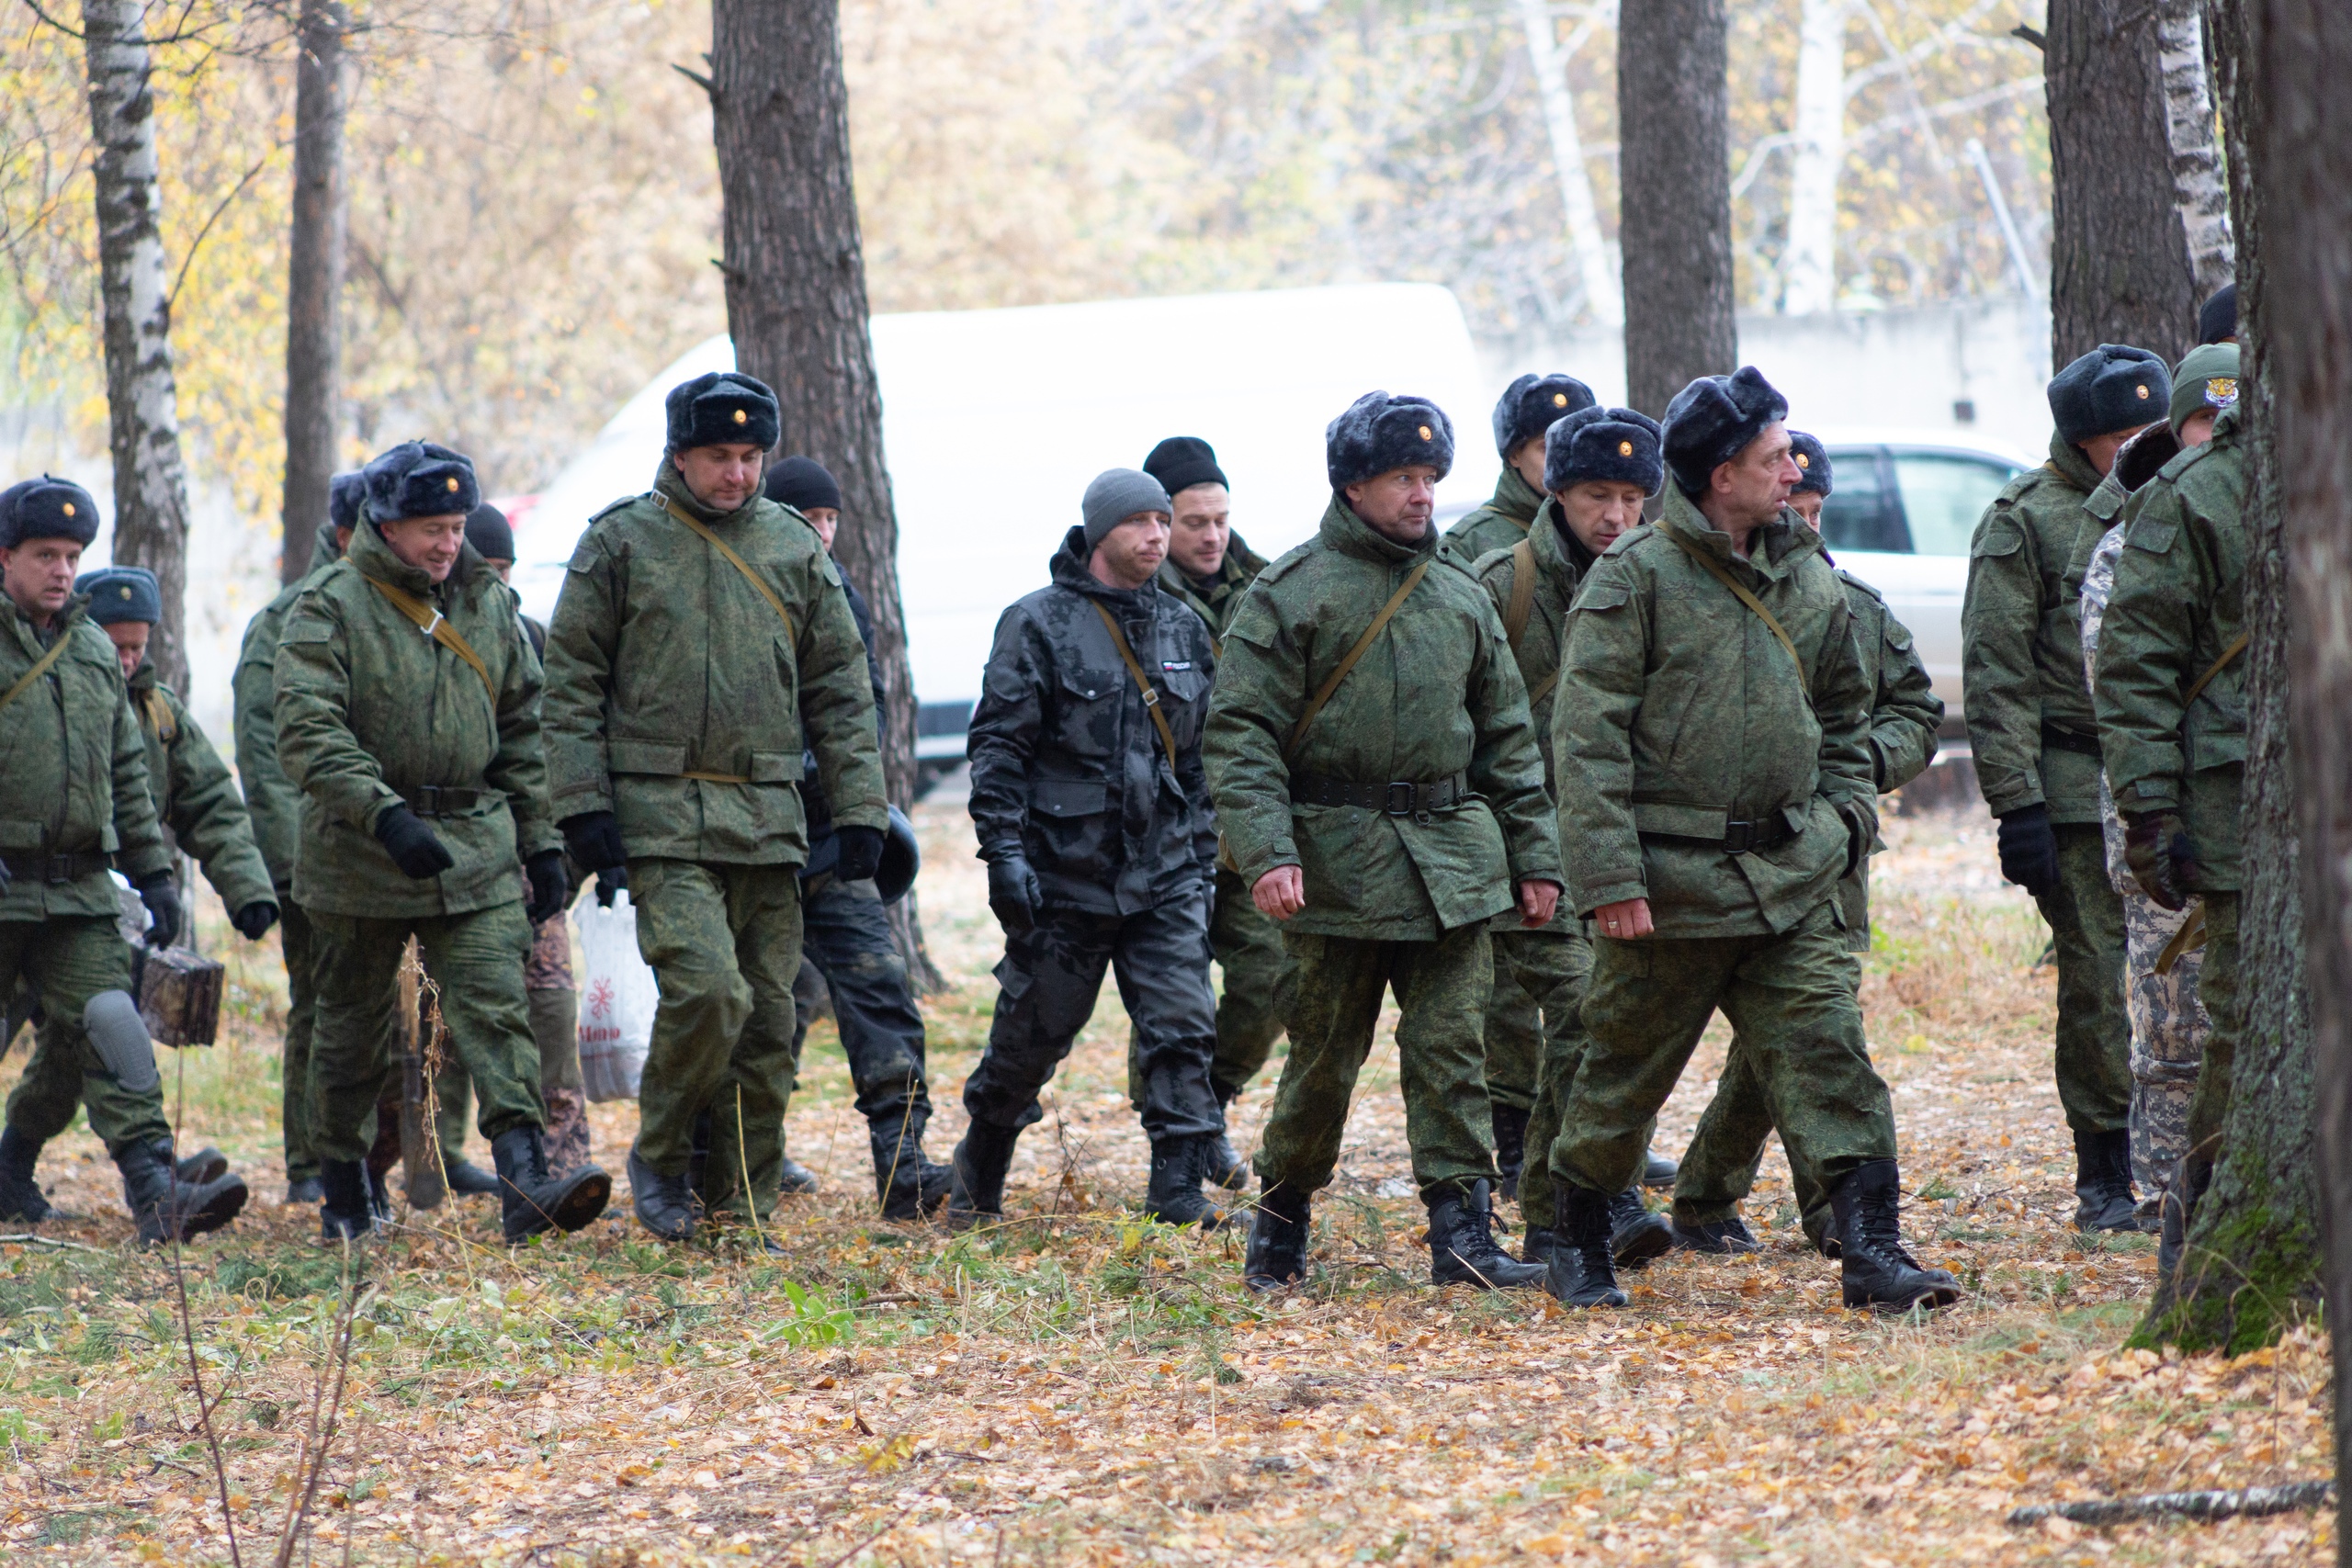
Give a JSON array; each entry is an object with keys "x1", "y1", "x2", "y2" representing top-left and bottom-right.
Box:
[
  {"x1": 1048, "y1": 669, "x2": 1122, "y2": 761},
  {"x1": 1159, "y1": 665, "x2": 1208, "y2": 749}
]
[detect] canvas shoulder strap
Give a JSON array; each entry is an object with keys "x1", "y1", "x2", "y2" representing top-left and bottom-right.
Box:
[
  {"x1": 657, "y1": 491, "x2": 797, "y2": 646},
  {"x1": 1285, "y1": 558, "x2": 1433, "y2": 760},
  {"x1": 2182, "y1": 632, "x2": 2249, "y2": 712},
  {"x1": 140, "y1": 686, "x2": 176, "y2": 743},
  {"x1": 1087, "y1": 601, "x2": 1180, "y2": 774},
  {"x1": 1503, "y1": 539, "x2": 1536, "y2": 649},
  {"x1": 1662, "y1": 527, "x2": 1807, "y2": 695},
  {"x1": 0, "y1": 634, "x2": 72, "y2": 718},
  {"x1": 363, "y1": 576, "x2": 496, "y2": 704}
]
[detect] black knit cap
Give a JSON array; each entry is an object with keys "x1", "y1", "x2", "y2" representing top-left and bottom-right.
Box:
[
  {"x1": 1327, "y1": 391, "x2": 1454, "y2": 490},
  {"x1": 75, "y1": 565, "x2": 162, "y2": 626},
  {"x1": 665, "y1": 371, "x2": 780, "y2": 454},
  {"x1": 327, "y1": 470, "x2": 366, "y2": 534},
  {"x1": 464, "y1": 502, "x2": 514, "y2": 562},
  {"x1": 2047, "y1": 344, "x2": 2171, "y2": 446},
  {"x1": 1544, "y1": 406, "x2": 1664, "y2": 497},
  {"x1": 363, "y1": 441, "x2": 481, "y2": 525},
  {"x1": 2198, "y1": 283, "x2": 2237, "y2": 345},
  {"x1": 1142, "y1": 436, "x2": 1227, "y2": 497},
  {"x1": 1786, "y1": 431, "x2": 1833, "y2": 497},
  {"x1": 0, "y1": 475, "x2": 100, "y2": 549},
  {"x1": 763, "y1": 456, "x2": 842, "y2": 513},
  {"x1": 1662, "y1": 367, "x2": 1789, "y2": 496},
  {"x1": 1493, "y1": 373, "x2": 1597, "y2": 458}
]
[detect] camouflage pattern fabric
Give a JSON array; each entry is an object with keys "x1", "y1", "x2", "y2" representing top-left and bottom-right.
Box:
[
  {"x1": 791, "y1": 874, "x2": 936, "y2": 1172},
  {"x1": 1497, "y1": 924, "x2": 1598, "y2": 1234},
  {"x1": 2039, "y1": 823, "x2": 2133, "y2": 1135},
  {"x1": 277, "y1": 898, "x2": 323, "y2": 1183},
  {"x1": 1254, "y1": 922, "x2": 1501, "y2": 1206},
  {"x1": 1670, "y1": 1036, "x2": 1835, "y2": 1252},
  {"x1": 234, "y1": 519, "x2": 345, "y2": 889},
  {"x1": 435, "y1": 907, "x2": 582, "y2": 1168},
  {"x1": 124, "y1": 665, "x2": 272, "y2": 914},
  {"x1": 1477, "y1": 955, "x2": 1541, "y2": 1113},
  {"x1": 532, "y1": 987, "x2": 590, "y2": 1175},
  {"x1": 1443, "y1": 466, "x2": 1544, "y2": 560},
  {"x1": 0, "y1": 917, "x2": 170, "y2": 1156},
  {"x1": 2188, "y1": 890, "x2": 2240, "y2": 1159},
  {"x1": 1154, "y1": 533, "x2": 1271, "y2": 652}
]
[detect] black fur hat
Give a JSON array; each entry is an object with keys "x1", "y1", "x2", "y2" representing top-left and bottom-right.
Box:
[
  {"x1": 1142, "y1": 435, "x2": 1227, "y2": 497},
  {"x1": 764, "y1": 456, "x2": 842, "y2": 513},
  {"x1": 362, "y1": 441, "x2": 481, "y2": 525},
  {"x1": 1544, "y1": 406, "x2": 1664, "y2": 496},
  {"x1": 1493, "y1": 373, "x2": 1596, "y2": 458},
  {"x1": 1327, "y1": 391, "x2": 1454, "y2": 491},
  {"x1": 0, "y1": 475, "x2": 100, "y2": 549},
  {"x1": 2048, "y1": 344, "x2": 2170, "y2": 446},
  {"x1": 75, "y1": 565, "x2": 162, "y2": 626},
  {"x1": 464, "y1": 502, "x2": 514, "y2": 562},
  {"x1": 1662, "y1": 367, "x2": 1789, "y2": 496},
  {"x1": 1786, "y1": 431, "x2": 1833, "y2": 497},
  {"x1": 327, "y1": 470, "x2": 366, "y2": 534},
  {"x1": 666, "y1": 371, "x2": 780, "y2": 454}
]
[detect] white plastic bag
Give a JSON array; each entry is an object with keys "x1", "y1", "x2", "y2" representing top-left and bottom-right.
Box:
[{"x1": 573, "y1": 891, "x2": 657, "y2": 1102}]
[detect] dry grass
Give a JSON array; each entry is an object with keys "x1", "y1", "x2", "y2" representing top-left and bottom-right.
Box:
[{"x1": 0, "y1": 804, "x2": 2329, "y2": 1566}]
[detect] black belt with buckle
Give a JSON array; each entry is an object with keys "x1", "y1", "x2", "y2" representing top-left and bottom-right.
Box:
[
  {"x1": 0, "y1": 850, "x2": 110, "y2": 884},
  {"x1": 1290, "y1": 772, "x2": 1473, "y2": 817},
  {"x1": 401, "y1": 784, "x2": 489, "y2": 817},
  {"x1": 2041, "y1": 722, "x2": 2103, "y2": 758},
  {"x1": 1640, "y1": 816, "x2": 1797, "y2": 854}
]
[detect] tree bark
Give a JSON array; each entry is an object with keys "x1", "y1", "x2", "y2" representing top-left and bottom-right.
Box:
[
  {"x1": 1514, "y1": 0, "x2": 1619, "y2": 326},
  {"x1": 1616, "y1": 0, "x2": 1736, "y2": 418},
  {"x1": 2045, "y1": 0, "x2": 2200, "y2": 366},
  {"x1": 80, "y1": 0, "x2": 193, "y2": 692},
  {"x1": 1782, "y1": 0, "x2": 1848, "y2": 316},
  {"x1": 2245, "y1": 0, "x2": 2352, "y2": 1546},
  {"x1": 2155, "y1": 0, "x2": 2234, "y2": 300},
  {"x1": 706, "y1": 0, "x2": 941, "y2": 991},
  {"x1": 2134, "y1": 0, "x2": 2322, "y2": 1355},
  {"x1": 280, "y1": 0, "x2": 349, "y2": 586}
]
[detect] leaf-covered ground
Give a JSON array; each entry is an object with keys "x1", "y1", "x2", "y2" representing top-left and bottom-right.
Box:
[{"x1": 0, "y1": 797, "x2": 2330, "y2": 1565}]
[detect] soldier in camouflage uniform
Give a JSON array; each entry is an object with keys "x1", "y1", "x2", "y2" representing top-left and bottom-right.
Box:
[
  {"x1": 1445, "y1": 375, "x2": 1594, "y2": 1190},
  {"x1": 2094, "y1": 344, "x2": 2247, "y2": 1280},
  {"x1": 277, "y1": 442, "x2": 607, "y2": 1244},
  {"x1": 1962, "y1": 344, "x2": 2170, "y2": 1234},
  {"x1": 0, "y1": 478, "x2": 246, "y2": 1242},
  {"x1": 1208, "y1": 391, "x2": 1563, "y2": 1292},
  {"x1": 544, "y1": 376, "x2": 888, "y2": 1241},
  {"x1": 1546, "y1": 368, "x2": 1956, "y2": 1314},
  {"x1": 961, "y1": 468, "x2": 1226, "y2": 1230},
  {"x1": 1470, "y1": 404, "x2": 1673, "y2": 1271},
  {"x1": 233, "y1": 473, "x2": 362, "y2": 1203},
  {"x1": 1666, "y1": 433, "x2": 1942, "y2": 1257}
]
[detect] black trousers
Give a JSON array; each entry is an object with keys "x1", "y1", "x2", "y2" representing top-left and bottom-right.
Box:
[{"x1": 792, "y1": 874, "x2": 934, "y2": 1156}]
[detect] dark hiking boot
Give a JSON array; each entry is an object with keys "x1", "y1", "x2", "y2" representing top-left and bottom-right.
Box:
[
  {"x1": 284, "y1": 1175, "x2": 324, "y2": 1206},
  {"x1": 119, "y1": 1138, "x2": 245, "y2": 1246},
  {"x1": 778, "y1": 1155, "x2": 820, "y2": 1195},
  {"x1": 175, "y1": 1146, "x2": 229, "y2": 1187},
  {"x1": 2072, "y1": 1128, "x2": 2139, "y2": 1233},
  {"x1": 1545, "y1": 1180, "x2": 1625, "y2": 1308},
  {"x1": 1428, "y1": 1180, "x2": 1545, "y2": 1289},
  {"x1": 1204, "y1": 1084, "x2": 1250, "y2": 1191},
  {"x1": 1243, "y1": 1182, "x2": 1310, "y2": 1292},
  {"x1": 443, "y1": 1156, "x2": 501, "y2": 1198},
  {"x1": 1671, "y1": 1213, "x2": 1759, "y2": 1255},
  {"x1": 947, "y1": 1122, "x2": 1021, "y2": 1232},
  {"x1": 492, "y1": 1126, "x2": 610, "y2": 1241},
  {"x1": 367, "y1": 1163, "x2": 393, "y2": 1224},
  {"x1": 1830, "y1": 1159, "x2": 1962, "y2": 1314},
  {"x1": 628, "y1": 1148, "x2": 697, "y2": 1242},
  {"x1": 1144, "y1": 1136, "x2": 1224, "y2": 1229},
  {"x1": 1520, "y1": 1226, "x2": 1555, "y2": 1267},
  {"x1": 872, "y1": 1126, "x2": 952, "y2": 1221},
  {"x1": 1491, "y1": 1102, "x2": 1531, "y2": 1202},
  {"x1": 318, "y1": 1159, "x2": 373, "y2": 1244},
  {"x1": 1642, "y1": 1147, "x2": 1679, "y2": 1190},
  {"x1": 1609, "y1": 1187, "x2": 1675, "y2": 1269},
  {"x1": 0, "y1": 1125, "x2": 53, "y2": 1223}
]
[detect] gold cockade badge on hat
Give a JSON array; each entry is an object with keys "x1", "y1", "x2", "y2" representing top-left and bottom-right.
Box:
[
  {"x1": 62, "y1": 502, "x2": 75, "y2": 516},
  {"x1": 2135, "y1": 384, "x2": 2151, "y2": 400},
  {"x1": 1417, "y1": 425, "x2": 1432, "y2": 441},
  {"x1": 733, "y1": 409, "x2": 749, "y2": 424},
  {"x1": 446, "y1": 476, "x2": 460, "y2": 491},
  {"x1": 1795, "y1": 453, "x2": 1810, "y2": 468},
  {"x1": 1553, "y1": 391, "x2": 1568, "y2": 407},
  {"x1": 1619, "y1": 441, "x2": 1634, "y2": 457}
]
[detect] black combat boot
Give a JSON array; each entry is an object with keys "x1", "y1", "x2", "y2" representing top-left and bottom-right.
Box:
[
  {"x1": 1642, "y1": 1146, "x2": 1679, "y2": 1190},
  {"x1": 285, "y1": 1174, "x2": 324, "y2": 1205},
  {"x1": 442, "y1": 1154, "x2": 501, "y2": 1198},
  {"x1": 175, "y1": 1146, "x2": 229, "y2": 1186},
  {"x1": 1829, "y1": 1159, "x2": 1962, "y2": 1314},
  {"x1": 1428, "y1": 1180, "x2": 1545, "y2": 1289},
  {"x1": 871, "y1": 1124, "x2": 952, "y2": 1222},
  {"x1": 1491, "y1": 1103, "x2": 1531, "y2": 1202},
  {"x1": 1242, "y1": 1182, "x2": 1310, "y2": 1292},
  {"x1": 1609, "y1": 1186, "x2": 1675, "y2": 1269},
  {"x1": 1204, "y1": 1083, "x2": 1250, "y2": 1191},
  {"x1": 318, "y1": 1159, "x2": 373, "y2": 1243},
  {"x1": 492, "y1": 1126, "x2": 611, "y2": 1242},
  {"x1": 947, "y1": 1122, "x2": 1021, "y2": 1232},
  {"x1": 1520, "y1": 1226, "x2": 1555, "y2": 1267},
  {"x1": 366, "y1": 1163, "x2": 394, "y2": 1224},
  {"x1": 119, "y1": 1139, "x2": 245, "y2": 1246},
  {"x1": 628, "y1": 1148, "x2": 697, "y2": 1241},
  {"x1": 1671, "y1": 1212, "x2": 1759, "y2": 1255},
  {"x1": 0, "y1": 1125, "x2": 54, "y2": 1223},
  {"x1": 1545, "y1": 1180, "x2": 1625, "y2": 1308},
  {"x1": 2071, "y1": 1128, "x2": 2139, "y2": 1233},
  {"x1": 1144, "y1": 1136, "x2": 1224, "y2": 1229},
  {"x1": 778, "y1": 1154, "x2": 820, "y2": 1195}
]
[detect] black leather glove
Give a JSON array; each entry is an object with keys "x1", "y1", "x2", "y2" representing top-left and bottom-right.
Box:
[
  {"x1": 2123, "y1": 809, "x2": 2197, "y2": 911},
  {"x1": 595, "y1": 865, "x2": 628, "y2": 908},
  {"x1": 525, "y1": 849, "x2": 570, "y2": 925},
  {"x1": 135, "y1": 874, "x2": 181, "y2": 949},
  {"x1": 375, "y1": 805, "x2": 455, "y2": 880},
  {"x1": 1835, "y1": 797, "x2": 1876, "y2": 878},
  {"x1": 831, "y1": 825, "x2": 886, "y2": 885},
  {"x1": 985, "y1": 850, "x2": 1044, "y2": 935},
  {"x1": 1994, "y1": 805, "x2": 2061, "y2": 899},
  {"x1": 231, "y1": 900, "x2": 280, "y2": 941},
  {"x1": 559, "y1": 809, "x2": 628, "y2": 874}
]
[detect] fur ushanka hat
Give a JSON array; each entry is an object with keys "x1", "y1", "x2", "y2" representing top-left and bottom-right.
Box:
[
  {"x1": 1327, "y1": 391, "x2": 1455, "y2": 491},
  {"x1": 1662, "y1": 366, "x2": 1789, "y2": 497},
  {"x1": 1544, "y1": 406, "x2": 1664, "y2": 496}
]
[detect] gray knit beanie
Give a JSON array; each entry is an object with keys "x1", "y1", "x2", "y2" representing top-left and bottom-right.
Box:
[{"x1": 1081, "y1": 468, "x2": 1172, "y2": 547}]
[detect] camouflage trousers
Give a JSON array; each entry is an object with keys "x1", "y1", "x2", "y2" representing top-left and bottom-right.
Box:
[
  {"x1": 1126, "y1": 864, "x2": 1295, "y2": 1111},
  {"x1": 1495, "y1": 924, "x2": 1596, "y2": 1233},
  {"x1": 790, "y1": 874, "x2": 934, "y2": 1181},
  {"x1": 279, "y1": 896, "x2": 322, "y2": 1183},
  {"x1": 1254, "y1": 921, "x2": 1500, "y2": 1208},
  {"x1": 1478, "y1": 940, "x2": 1543, "y2": 1114},
  {"x1": 2188, "y1": 891, "x2": 2240, "y2": 1166},
  {"x1": 630, "y1": 858, "x2": 802, "y2": 1219},
  {"x1": 435, "y1": 986, "x2": 588, "y2": 1176},
  {"x1": 2121, "y1": 890, "x2": 2209, "y2": 1218},
  {"x1": 0, "y1": 916, "x2": 171, "y2": 1156},
  {"x1": 2035, "y1": 824, "x2": 2133, "y2": 1135},
  {"x1": 1555, "y1": 901, "x2": 1895, "y2": 1199}
]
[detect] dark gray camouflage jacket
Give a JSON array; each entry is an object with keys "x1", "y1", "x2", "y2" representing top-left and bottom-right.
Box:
[{"x1": 967, "y1": 527, "x2": 1219, "y2": 916}]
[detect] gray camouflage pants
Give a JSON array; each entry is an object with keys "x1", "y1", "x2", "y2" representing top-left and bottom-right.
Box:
[{"x1": 2123, "y1": 890, "x2": 2208, "y2": 1220}]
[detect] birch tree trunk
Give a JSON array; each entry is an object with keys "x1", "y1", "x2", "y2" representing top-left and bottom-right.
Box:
[
  {"x1": 1781, "y1": 0, "x2": 1847, "y2": 316},
  {"x1": 706, "y1": 0, "x2": 941, "y2": 990},
  {"x1": 2155, "y1": 0, "x2": 2234, "y2": 300},
  {"x1": 1514, "y1": 0, "x2": 1619, "y2": 325},
  {"x1": 81, "y1": 0, "x2": 192, "y2": 692},
  {"x1": 1617, "y1": 0, "x2": 1736, "y2": 418},
  {"x1": 280, "y1": 0, "x2": 349, "y2": 586}
]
